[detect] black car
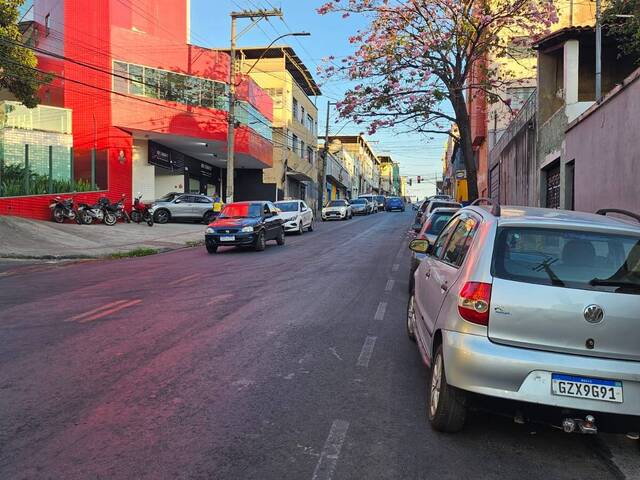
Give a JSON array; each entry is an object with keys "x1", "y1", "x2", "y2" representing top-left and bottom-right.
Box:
[{"x1": 204, "y1": 201, "x2": 285, "y2": 254}]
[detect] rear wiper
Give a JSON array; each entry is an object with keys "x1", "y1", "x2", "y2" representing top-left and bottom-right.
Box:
[
  {"x1": 532, "y1": 258, "x2": 565, "y2": 287},
  {"x1": 589, "y1": 279, "x2": 640, "y2": 290}
]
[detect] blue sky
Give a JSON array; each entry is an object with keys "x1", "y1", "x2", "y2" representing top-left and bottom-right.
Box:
[{"x1": 191, "y1": 0, "x2": 443, "y2": 198}]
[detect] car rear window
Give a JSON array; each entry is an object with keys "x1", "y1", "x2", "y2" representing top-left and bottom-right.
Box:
[
  {"x1": 426, "y1": 213, "x2": 454, "y2": 235},
  {"x1": 430, "y1": 201, "x2": 461, "y2": 210},
  {"x1": 492, "y1": 227, "x2": 640, "y2": 294}
]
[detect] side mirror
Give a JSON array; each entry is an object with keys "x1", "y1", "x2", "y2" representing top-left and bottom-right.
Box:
[{"x1": 409, "y1": 239, "x2": 430, "y2": 254}]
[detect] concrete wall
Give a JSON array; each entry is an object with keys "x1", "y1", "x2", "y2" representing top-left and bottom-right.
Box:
[
  {"x1": 132, "y1": 139, "x2": 155, "y2": 201},
  {"x1": 565, "y1": 69, "x2": 640, "y2": 214}
]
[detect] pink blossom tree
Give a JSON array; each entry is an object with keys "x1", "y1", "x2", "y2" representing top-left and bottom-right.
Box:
[{"x1": 317, "y1": 0, "x2": 557, "y2": 200}]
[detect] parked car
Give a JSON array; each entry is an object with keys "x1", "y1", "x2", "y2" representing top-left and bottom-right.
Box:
[
  {"x1": 274, "y1": 200, "x2": 315, "y2": 234},
  {"x1": 374, "y1": 195, "x2": 387, "y2": 211},
  {"x1": 349, "y1": 198, "x2": 372, "y2": 215},
  {"x1": 407, "y1": 201, "x2": 640, "y2": 435},
  {"x1": 408, "y1": 207, "x2": 459, "y2": 292},
  {"x1": 204, "y1": 201, "x2": 285, "y2": 253},
  {"x1": 150, "y1": 193, "x2": 215, "y2": 224},
  {"x1": 322, "y1": 199, "x2": 352, "y2": 221},
  {"x1": 386, "y1": 196, "x2": 405, "y2": 212},
  {"x1": 414, "y1": 198, "x2": 462, "y2": 231},
  {"x1": 358, "y1": 194, "x2": 377, "y2": 213}
]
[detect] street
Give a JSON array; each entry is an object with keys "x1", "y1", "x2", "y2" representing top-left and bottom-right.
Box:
[{"x1": 0, "y1": 211, "x2": 636, "y2": 480}]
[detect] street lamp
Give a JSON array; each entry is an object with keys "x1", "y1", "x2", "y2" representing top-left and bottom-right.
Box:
[{"x1": 241, "y1": 32, "x2": 311, "y2": 79}]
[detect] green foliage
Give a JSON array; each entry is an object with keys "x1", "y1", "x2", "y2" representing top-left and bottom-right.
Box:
[
  {"x1": 603, "y1": 0, "x2": 640, "y2": 63},
  {"x1": 108, "y1": 248, "x2": 159, "y2": 259},
  {"x1": 0, "y1": 163, "x2": 93, "y2": 196},
  {"x1": 0, "y1": 0, "x2": 50, "y2": 107}
]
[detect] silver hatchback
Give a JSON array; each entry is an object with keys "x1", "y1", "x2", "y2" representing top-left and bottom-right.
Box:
[{"x1": 407, "y1": 201, "x2": 640, "y2": 435}]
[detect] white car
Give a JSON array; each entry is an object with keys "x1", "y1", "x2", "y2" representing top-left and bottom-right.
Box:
[
  {"x1": 358, "y1": 194, "x2": 377, "y2": 214},
  {"x1": 322, "y1": 199, "x2": 352, "y2": 221},
  {"x1": 274, "y1": 200, "x2": 315, "y2": 234}
]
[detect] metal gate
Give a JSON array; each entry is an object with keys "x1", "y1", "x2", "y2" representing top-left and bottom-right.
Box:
[
  {"x1": 545, "y1": 164, "x2": 560, "y2": 209},
  {"x1": 489, "y1": 165, "x2": 500, "y2": 201}
]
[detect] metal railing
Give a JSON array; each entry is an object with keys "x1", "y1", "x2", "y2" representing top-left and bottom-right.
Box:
[{"x1": 489, "y1": 90, "x2": 536, "y2": 166}]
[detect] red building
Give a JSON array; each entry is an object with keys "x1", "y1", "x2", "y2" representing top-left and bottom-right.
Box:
[{"x1": 0, "y1": 0, "x2": 273, "y2": 219}]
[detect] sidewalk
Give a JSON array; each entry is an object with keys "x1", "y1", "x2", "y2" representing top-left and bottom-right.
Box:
[{"x1": 0, "y1": 216, "x2": 205, "y2": 259}]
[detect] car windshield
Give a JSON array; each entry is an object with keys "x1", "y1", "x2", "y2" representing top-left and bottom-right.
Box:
[
  {"x1": 158, "y1": 193, "x2": 178, "y2": 202},
  {"x1": 350, "y1": 199, "x2": 366, "y2": 205},
  {"x1": 219, "y1": 203, "x2": 262, "y2": 218},
  {"x1": 375, "y1": 196, "x2": 385, "y2": 202},
  {"x1": 426, "y1": 213, "x2": 454, "y2": 235},
  {"x1": 328, "y1": 200, "x2": 347, "y2": 207},
  {"x1": 493, "y1": 227, "x2": 640, "y2": 294},
  {"x1": 275, "y1": 201, "x2": 298, "y2": 212},
  {"x1": 388, "y1": 197, "x2": 401, "y2": 202}
]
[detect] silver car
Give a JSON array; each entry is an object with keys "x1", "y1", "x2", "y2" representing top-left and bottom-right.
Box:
[
  {"x1": 150, "y1": 193, "x2": 215, "y2": 224},
  {"x1": 407, "y1": 201, "x2": 640, "y2": 435}
]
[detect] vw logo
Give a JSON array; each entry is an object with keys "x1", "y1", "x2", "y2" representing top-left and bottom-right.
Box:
[{"x1": 583, "y1": 304, "x2": 604, "y2": 324}]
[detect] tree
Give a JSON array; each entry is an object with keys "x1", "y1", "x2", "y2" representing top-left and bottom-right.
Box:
[
  {"x1": 0, "y1": 0, "x2": 48, "y2": 108},
  {"x1": 603, "y1": 0, "x2": 640, "y2": 63},
  {"x1": 317, "y1": 0, "x2": 557, "y2": 200}
]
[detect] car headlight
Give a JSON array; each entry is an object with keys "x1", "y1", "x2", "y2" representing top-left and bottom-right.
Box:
[
  {"x1": 286, "y1": 217, "x2": 298, "y2": 224},
  {"x1": 241, "y1": 226, "x2": 254, "y2": 233},
  {"x1": 205, "y1": 227, "x2": 214, "y2": 234}
]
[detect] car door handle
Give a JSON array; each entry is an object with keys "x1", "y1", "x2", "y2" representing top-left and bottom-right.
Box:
[
  {"x1": 440, "y1": 282, "x2": 448, "y2": 291},
  {"x1": 425, "y1": 270, "x2": 431, "y2": 278}
]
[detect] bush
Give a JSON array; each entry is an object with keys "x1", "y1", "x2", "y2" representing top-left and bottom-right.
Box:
[{"x1": 0, "y1": 164, "x2": 94, "y2": 197}]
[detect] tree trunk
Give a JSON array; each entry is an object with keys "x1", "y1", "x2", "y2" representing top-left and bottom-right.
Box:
[{"x1": 452, "y1": 94, "x2": 479, "y2": 202}]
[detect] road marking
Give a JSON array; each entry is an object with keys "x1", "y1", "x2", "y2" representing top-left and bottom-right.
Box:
[
  {"x1": 374, "y1": 302, "x2": 387, "y2": 320},
  {"x1": 168, "y1": 273, "x2": 201, "y2": 286},
  {"x1": 385, "y1": 279, "x2": 395, "y2": 292},
  {"x1": 68, "y1": 300, "x2": 129, "y2": 322},
  {"x1": 392, "y1": 264, "x2": 399, "y2": 272},
  {"x1": 356, "y1": 336, "x2": 377, "y2": 367},
  {"x1": 77, "y1": 299, "x2": 142, "y2": 323},
  {"x1": 206, "y1": 293, "x2": 234, "y2": 306},
  {"x1": 311, "y1": 420, "x2": 350, "y2": 480}
]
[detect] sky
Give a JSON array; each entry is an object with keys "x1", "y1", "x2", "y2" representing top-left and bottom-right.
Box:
[{"x1": 191, "y1": 0, "x2": 444, "y2": 199}]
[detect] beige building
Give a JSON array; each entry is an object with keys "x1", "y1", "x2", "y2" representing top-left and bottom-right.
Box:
[
  {"x1": 327, "y1": 135, "x2": 381, "y2": 197},
  {"x1": 231, "y1": 46, "x2": 322, "y2": 207}
]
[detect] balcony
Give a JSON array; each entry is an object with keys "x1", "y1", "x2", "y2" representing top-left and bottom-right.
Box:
[
  {"x1": 326, "y1": 153, "x2": 351, "y2": 189},
  {"x1": 0, "y1": 101, "x2": 72, "y2": 135}
]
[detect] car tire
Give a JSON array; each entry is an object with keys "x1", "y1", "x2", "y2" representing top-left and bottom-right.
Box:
[
  {"x1": 308, "y1": 220, "x2": 314, "y2": 232},
  {"x1": 407, "y1": 295, "x2": 417, "y2": 342},
  {"x1": 298, "y1": 222, "x2": 304, "y2": 235},
  {"x1": 206, "y1": 244, "x2": 217, "y2": 254},
  {"x1": 276, "y1": 228, "x2": 285, "y2": 245},
  {"x1": 203, "y1": 211, "x2": 216, "y2": 224},
  {"x1": 427, "y1": 345, "x2": 467, "y2": 433},
  {"x1": 254, "y1": 231, "x2": 266, "y2": 251},
  {"x1": 154, "y1": 209, "x2": 171, "y2": 224}
]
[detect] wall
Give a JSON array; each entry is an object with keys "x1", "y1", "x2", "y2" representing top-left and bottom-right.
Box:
[
  {"x1": 132, "y1": 138, "x2": 154, "y2": 200},
  {"x1": 565, "y1": 68, "x2": 640, "y2": 214}
]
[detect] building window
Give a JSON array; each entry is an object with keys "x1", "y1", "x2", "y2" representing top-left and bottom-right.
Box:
[
  {"x1": 506, "y1": 86, "x2": 535, "y2": 111},
  {"x1": 300, "y1": 140, "x2": 305, "y2": 158},
  {"x1": 306, "y1": 113, "x2": 314, "y2": 133},
  {"x1": 307, "y1": 146, "x2": 313, "y2": 163},
  {"x1": 292, "y1": 134, "x2": 298, "y2": 153},
  {"x1": 293, "y1": 97, "x2": 299, "y2": 121},
  {"x1": 301, "y1": 106, "x2": 305, "y2": 124},
  {"x1": 44, "y1": 14, "x2": 50, "y2": 36},
  {"x1": 113, "y1": 61, "x2": 129, "y2": 93}
]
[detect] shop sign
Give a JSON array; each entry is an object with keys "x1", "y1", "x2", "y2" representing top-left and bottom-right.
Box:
[
  {"x1": 455, "y1": 170, "x2": 467, "y2": 180},
  {"x1": 200, "y1": 162, "x2": 214, "y2": 179}
]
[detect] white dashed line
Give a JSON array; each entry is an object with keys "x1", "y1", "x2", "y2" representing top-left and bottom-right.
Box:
[
  {"x1": 385, "y1": 279, "x2": 395, "y2": 292},
  {"x1": 356, "y1": 336, "x2": 377, "y2": 367},
  {"x1": 374, "y1": 302, "x2": 387, "y2": 320},
  {"x1": 311, "y1": 420, "x2": 350, "y2": 480},
  {"x1": 168, "y1": 273, "x2": 201, "y2": 286},
  {"x1": 392, "y1": 264, "x2": 399, "y2": 272}
]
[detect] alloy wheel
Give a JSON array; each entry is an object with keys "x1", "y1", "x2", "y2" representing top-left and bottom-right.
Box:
[
  {"x1": 407, "y1": 295, "x2": 416, "y2": 340},
  {"x1": 430, "y1": 353, "x2": 443, "y2": 418}
]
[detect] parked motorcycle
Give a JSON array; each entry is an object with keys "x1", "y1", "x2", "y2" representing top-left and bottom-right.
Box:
[
  {"x1": 77, "y1": 197, "x2": 117, "y2": 226},
  {"x1": 131, "y1": 193, "x2": 154, "y2": 226},
  {"x1": 49, "y1": 196, "x2": 77, "y2": 223},
  {"x1": 108, "y1": 194, "x2": 131, "y2": 223}
]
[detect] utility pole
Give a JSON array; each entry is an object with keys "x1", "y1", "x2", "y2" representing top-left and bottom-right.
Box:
[
  {"x1": 319, "y1": 100, "x2": 333, "y2": 211},
  {"x1": 227, "y1": 9, "x2": 282, "y2": 204},
  {"x1": 595, "y1": 0, "x2": 602, "y2": 101}
]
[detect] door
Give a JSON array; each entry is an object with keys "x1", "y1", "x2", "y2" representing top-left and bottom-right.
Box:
[
  {"x1": 194, "y1": 195, "x2": 213, "y2": 219},
  {"x1": 172, "y1": 195, "x2": 195, "y2": 218},
  {"x1": 301, "y1": 201, "x2": 312, "y2": 227},
  {"x1": 545, "y1": 163, "x2": 560, "y2": 209},
  {"x1": 264, "y1": 202, "x2": 280, "y2": 239}
]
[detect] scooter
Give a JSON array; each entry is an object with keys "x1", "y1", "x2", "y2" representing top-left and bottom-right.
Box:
[
  {"x1": 77, "y1": 197, "x2": 117, "y2": 226},
  {"x1": 49, "y1": 196, "x2": 77, "y2": 223},
  {"x1": 131, "y1": 193, "x2": 154, "y2": 226}
]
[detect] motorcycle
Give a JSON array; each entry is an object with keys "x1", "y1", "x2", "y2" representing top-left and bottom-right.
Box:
[
  {"x1": 131, "y1": 193, "x2": 154, "y2": 226},
  {"x1": 77, "y1": 197, "x2": 117, "y2": 226},
  {"x1": 49, "y1": 196, "x2": 77, "y2": 223},
  {"x1": 108, "y1": 194, "x2": 131, "y2": 223}
]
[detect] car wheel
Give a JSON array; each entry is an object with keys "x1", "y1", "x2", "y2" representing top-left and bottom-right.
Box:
[
  {"x1": 298, "y1": 222, "x2": 304, "y2": 235},
  {"x1": 427, "y1": 345, "x2": 467, "y2": 433},
  {"x1": 276, "y1": 228, "x2": 285, "y2": 245},
  {"x1": 206, "y1": 244, "x2": 217, "y2": 254},
  {"x1": 154, "y1": 209, "x2": 170, "y2": 224},
  {"x1": 407, "y1": 295, "x2": 417, "y2": 342},
  {"x1": 254, "y1": 231, "x2": 266, "y2": 251},
  {"x1": 308, "y1": 219, "x2": 314, "y2": 232},
  {"x1": 203, "y1": 211, "x2": 216, "y2": 224}
]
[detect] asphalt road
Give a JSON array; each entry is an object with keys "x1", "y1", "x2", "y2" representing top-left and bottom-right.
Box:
[{"x1": 0, "y1": 210, "x2": 638, "y2": 479}]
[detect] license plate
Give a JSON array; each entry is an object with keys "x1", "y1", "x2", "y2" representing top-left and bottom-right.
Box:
[
  {"x1": 219, "y1": 235, "x2": 235, "y2": 242},
  {"x1": 551, "y1": 374, "x2": 623, "y2": 403}
]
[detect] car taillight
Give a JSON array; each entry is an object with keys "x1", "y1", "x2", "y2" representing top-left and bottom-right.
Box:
[{"x1": 458, "y1": 282, "x2": 492, "y2": 326}]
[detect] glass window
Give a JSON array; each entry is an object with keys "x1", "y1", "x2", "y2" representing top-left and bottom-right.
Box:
[
  {"x1": 300, "y1": 140, "x2": 305, "y2": 158},
  {"x1": 184, "y1": 76, "x2": 200, "y2": 106},
  {"x1": 129, "y1": 64, "x2": 144, "y2": 96},
  {"x1": 113, "y1": 61, "x2": 129, "y2": 93},
  {"x1": 426, "y1": 213, "x2": 454, "y2": 236},
  {"x1": 157, "y1": 69, "x2": 170, "y2": 100},
  {"x1": 292, "y1": 97, "x2": 299, "y2": 120},
  {"x1": 220, "y1": 203, "x2": 262, "y2": 218},
  {"x1": 292, "y1": 134, "x2": 298, "y2": 152},
  {"x1": 441, "y1": 217, "x2": 478, "y2": 267},
  {"x1": 275, "y1": 201, "x2": 298, "y2": 212},
  {"x1": 144, "y1": 67, "x2": 159, "y2": 98},
  {"x1": 433, "y1": 218, "x2": 459, "y2": 259},
  {"x1": 214, "y1": 82, "x2": 228, "y2": 110},
  {"x1": 201, "y1": 80, "x2": 215, "y2": 108}
]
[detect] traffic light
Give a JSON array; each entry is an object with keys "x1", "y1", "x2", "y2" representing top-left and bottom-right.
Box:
[{"x1": 417, "y1": 176, "x2": 421, "y2": 184}]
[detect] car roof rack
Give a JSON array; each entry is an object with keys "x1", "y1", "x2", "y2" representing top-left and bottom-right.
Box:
[
  {"x1": 595, "y1": 208, "x2": 640, "y2": 223},
  {"x1": 470, "y1": 198, "x2": 501, "y2": 217}
]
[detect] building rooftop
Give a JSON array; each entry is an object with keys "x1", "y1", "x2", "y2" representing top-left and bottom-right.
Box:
[{"x1": 533, "y1": 26, "x2": 594, "y2": 51}]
